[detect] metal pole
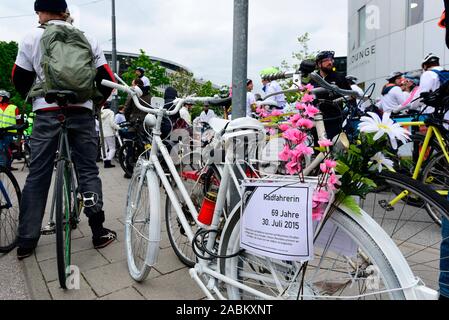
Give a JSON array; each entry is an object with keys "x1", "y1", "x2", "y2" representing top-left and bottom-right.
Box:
[
  {"x1": 111, "y1": 0, "x2": 118, "y2": 113},
  {"x1": 230, "y1": 0, "x2": 249, "y2": 209},
  {"x1": 231, "y1": 0, "x2": 249, "y2": 120}
]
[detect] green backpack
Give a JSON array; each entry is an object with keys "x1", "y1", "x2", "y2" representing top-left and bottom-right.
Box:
[{"x1": 30, "y1": 23, "x2": 101, "y2": 104}]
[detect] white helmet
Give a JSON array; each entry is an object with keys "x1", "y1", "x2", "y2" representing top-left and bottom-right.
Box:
[
  {"x1": 422, "y1": 53, "x2": 440, "y2": 67},
  {"x1": 0, "y1": 90, "x2": 10, "y2": 99}
]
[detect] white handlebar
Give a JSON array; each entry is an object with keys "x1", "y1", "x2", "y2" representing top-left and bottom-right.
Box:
[{"x1": 101, "y1": 80, "x2": 228, "y2": 117}]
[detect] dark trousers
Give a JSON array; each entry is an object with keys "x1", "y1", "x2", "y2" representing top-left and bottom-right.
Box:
[{"x1": 18, "y1": 110, "x2": 103, "y2": 249}]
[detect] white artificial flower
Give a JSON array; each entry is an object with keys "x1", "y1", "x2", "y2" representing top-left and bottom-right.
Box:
[
  {"x1": 358, "y1": 112, "x2": 410, "y2": 149},
  {"x1": 369, "y1": 152, "x2": 395, "y2": 173}
]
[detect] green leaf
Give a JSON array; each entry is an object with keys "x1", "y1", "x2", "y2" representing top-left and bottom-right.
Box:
[
  {"x1": 336, "y1": 161, "x2": 350, "y2": 175},
  {"x1": 340, "y1": 195, "x2": 362, "y2": 215},
  {"x1": 361, "y1": 177, "x2": 377, "y2": 188}
]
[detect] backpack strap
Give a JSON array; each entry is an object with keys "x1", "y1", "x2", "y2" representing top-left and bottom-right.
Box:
[{"x1": 381, "y1": 84, "x2": 397, "y2": 96}]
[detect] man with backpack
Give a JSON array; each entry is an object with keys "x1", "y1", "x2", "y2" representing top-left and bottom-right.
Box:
[
  {"x1": 12, "y1": 0, "x2": 117, "y2": 260},
  {"x1": 410, "y1": 54, "x2": 448, "y2": 114}
]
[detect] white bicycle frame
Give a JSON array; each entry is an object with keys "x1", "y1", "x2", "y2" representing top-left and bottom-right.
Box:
[{"x1": 101, "y1": 79, "x2": 435, "y2": 301}]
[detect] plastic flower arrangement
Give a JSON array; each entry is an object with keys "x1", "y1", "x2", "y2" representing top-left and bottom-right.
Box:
[
  {"x1": 334, "y1": 112, "x2": 411, "y2": 213},
  {"x1": 258, "y1": 86, "x2": 411, "y2": 219},
  {"x1": 257, "y1": 85, "x2": 339, "y2": 221}
]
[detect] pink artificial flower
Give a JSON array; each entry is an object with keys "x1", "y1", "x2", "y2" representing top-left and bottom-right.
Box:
[
  {"x1": 301, "y1": 93, "x2": 315, "y2": 103},
  {"x1": 328, "y1": 174, "x2": 341, "y2": 191},
  {"x1": 305, "y1": 83, "x2": 314, "y2": 92},
  {"x1": 325, "y1": 159, "x2": 337, "y2": 169},
  {"x1": 313, "y1": 190, "x2": 330, "y2": 203},
  {"x1": 318, "y1": 139, "x2": 333, "y2": 147},
  {"x1": 295, "y1": 103, "x2": 306, "y2": 111},
  {"x1": 279, "y1": 124, "x2": 290, "y2": 132},
  {"x1": 304, "y1": 105, "x2": 320, "y2": 118},
  {"x1": 271, "y1": 110, "x2": 283, "y2": 117},
  {"x1": 283, "y1": 129, "x2": 308, "y2": 145},
  {"x1": 286, "y1": 160, "x2": 301, "y2": 175},
  {"x1": 290, "y1": 113, "x2": 302, "y2": 123},
  {"x1": 296, "y1": 118, "x2": 314, "y2": 129},
  {"x1": 320, "y1": 163, "x2": 329, "y2": 174},
  {"x1": 279, "y1": 145, "x2": 292, "y2": 161},
  {"x1": 312, "y1": 205, "x2": 325, "y2": 221},
  {"x1": 292, "y1": 144, "x2": 313, "y2": 159}
]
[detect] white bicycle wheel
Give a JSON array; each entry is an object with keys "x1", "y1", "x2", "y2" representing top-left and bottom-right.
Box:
[
  {"x1": 219, "y1": 205, "x2": 415, "y2": 300},
  {"x1": 125, "y1": 169, "x2": 160, "y2": 282}
]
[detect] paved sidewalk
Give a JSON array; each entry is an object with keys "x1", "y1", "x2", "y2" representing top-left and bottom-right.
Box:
[{"x1": 8, "y1": 163, "x2": 206, "y2": 300}]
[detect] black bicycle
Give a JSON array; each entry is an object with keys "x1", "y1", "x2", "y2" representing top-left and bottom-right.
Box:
[
  {"x1": 40, "y1": 90, "x2": 92, "y2": 289},
  {"x1": 0, "y1": 125, "x2": 27, "y2": 253}
]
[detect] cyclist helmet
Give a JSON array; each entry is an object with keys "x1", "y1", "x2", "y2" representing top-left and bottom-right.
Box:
[
  {"x1": 0, "y1": 90, "x2": 10, "y2": 99},
  {"x1": 386, "y1": 72, "x2": 403, "y2": 82},
  {"x1": 136, "y1": 67, "x2": 145, "y2": 74},
  {"x1": 346, "y1": 75, "x2": 358, "y2": 84},
  {"x1": 422, "y1": 53, "x2": 440, "y2": 68},
  {"x1": 315, "y1": 51, "x2": 335, "y2": 63},
  {"x1": 260, "y1": 67, "x2": 280, "y2": 78}
]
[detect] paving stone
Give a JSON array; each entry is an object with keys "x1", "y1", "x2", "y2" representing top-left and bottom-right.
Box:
[
  {"x1": 153, "y1": 248, "x2": 187, "y2": 275},
  {"x1": 35, "y1": 243, "x2": 57, "y2": 262},
  {"x1": 21, "y1": 256, "x2": 51, "y2": 300},
  {"x1": 48, "y1": 276, "x2": 97, "y2": 300},
  {"x1": 83, "y1": 261, "x2": 160, "y2": 297},
  {"x1": 38, "y1": 258, "x2": 58, "y2": 283},
  {"x1": 72, "y1": 249, "x2": 110, "y2": 272},
  {"x1": 97, "y1": 241, "x2": 126, "y2": 263},
  {"x1": 134, "y1": 269, "x2": 205, "y2": 300},
  {"x1": 99, "y1": 287, "x2": 145, "y2": 300}
]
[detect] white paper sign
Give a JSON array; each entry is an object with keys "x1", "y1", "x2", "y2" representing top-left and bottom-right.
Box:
[{"x1": 240, "y1": 181, "x2": 314, "y2": 262}]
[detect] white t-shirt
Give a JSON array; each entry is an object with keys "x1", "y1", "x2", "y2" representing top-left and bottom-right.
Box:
[
  {"x1": 379, "y1": 86, "x2": 406, "y2": 113},
  {"x1": 410, "y1": 66, "x2": 444, "y2": 114},
  {"x1": 179, "y1": 107, "x2": 192, "y2": 125},
  {"x1": 15, "y1": 20, "x2": 108, "y2": 111},
  {"x1": 141, "y1": 76, "x2": 150, "y2": 88},
  {"x1": 115, "y1": 113, "x2": 126, "y2": 125},
  {"x1": 199, "y1": 109, "x2": 217, "y2": 124},
  {"x1": 264, "y1": 81, "x2": 286, "y2": 109},
  {"x1": 246, "y1": 92, "x2": 256, "y2": 117}
]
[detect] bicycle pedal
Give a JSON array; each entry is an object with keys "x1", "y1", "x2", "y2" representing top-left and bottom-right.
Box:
[
  {"x1": 379, "y1": 200, "x2": 394, "y2": 212},
  {"x1": 41, "y1": 225, "x2": 56, "y2": 235}
]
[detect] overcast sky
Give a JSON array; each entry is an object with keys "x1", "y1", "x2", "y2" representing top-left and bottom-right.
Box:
[{"x1": 0, "y1": 0, "x2": 348, "y2": 92}]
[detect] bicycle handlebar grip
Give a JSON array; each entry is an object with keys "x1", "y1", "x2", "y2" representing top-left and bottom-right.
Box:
[
  {"x1": 309, "y1": 72, "x2": 362, "y2": 98},
  {"x1": 261, "y1": 72, "x2": 289, "y2": 82},
  {"x1": 101, "y1": 80, "x2": 133, "y2": 95}
]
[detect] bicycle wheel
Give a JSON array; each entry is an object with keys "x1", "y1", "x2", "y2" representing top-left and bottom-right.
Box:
[
  {"x1": 360, "y1": 171, "x2": 449, "y2": 295},
  {"x1": 55, "y1": 161, "x2": 73, "y2": 289},
  {"x1": 118, "y1": 144, "x2": 135, "y2": 177},
  {"x1": 23, "y1": 143, "x2": 31, "y2": 168},
  {"x1": 0, "y1": 167, "x2": 21, "y2": 253},
  {"x1": 219, "y1": 204, "x2": 409, "y2": 300},
  {"x1": 421, "y1": 152, "x2": 449, "y2": 225},
  {"x1": 125, "y1": 169, "x2": 160, "y2": 282},
  {"x1": 165, "y1": 165, "x2": 223, "y2": 267},
  {"x1": 396, "y1": 133, "x2": 442, "y2": 177}
]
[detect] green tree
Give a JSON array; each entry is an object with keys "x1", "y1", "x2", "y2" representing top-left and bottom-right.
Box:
[
  {"x1": 120, "y1": 49, "x2": 170, "y2": 98},
  {"x1": 168, "y1": 70, "x2": 200, "y2": 97},
  {"x1": 281, "y1": 32, "x2": 317, "y2": 71},
  {"x1": 0, "y1": 41, "x2": 31, "y2": 113},
  {"x1": 280, "y1": 33, "x2": 318, "y2": 103}
]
